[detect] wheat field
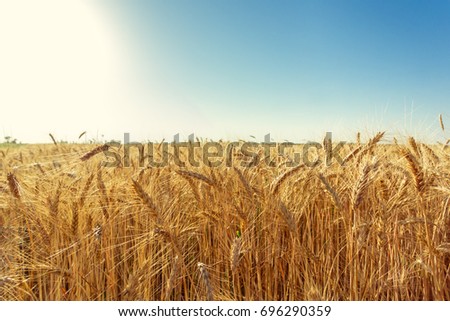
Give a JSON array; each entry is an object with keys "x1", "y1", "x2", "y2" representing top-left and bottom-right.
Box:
[{"x1": 1, "y1": 133, "x2": 449, "y2": 300}]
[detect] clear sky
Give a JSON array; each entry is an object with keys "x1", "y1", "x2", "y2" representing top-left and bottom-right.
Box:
[{"x1": 1, "y1": 0, "x2": 449, "y2": 143}]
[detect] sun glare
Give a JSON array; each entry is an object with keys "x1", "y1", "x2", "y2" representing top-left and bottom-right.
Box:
[{"x1": 0, "y1": 0, "x2": 123, "y2": 142}]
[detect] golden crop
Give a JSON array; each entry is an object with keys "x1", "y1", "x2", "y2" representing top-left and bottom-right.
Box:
[{"x1": 1, "y1": 135, "x2": 449, "y2": 300}]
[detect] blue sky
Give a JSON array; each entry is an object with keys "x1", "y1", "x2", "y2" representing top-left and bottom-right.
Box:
[{"x1": 1, "y1": 0, "x2": 449, "y2": 143}]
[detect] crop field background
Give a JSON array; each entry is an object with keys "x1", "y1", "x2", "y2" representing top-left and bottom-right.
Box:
[{"x1": 1, "y1": 133, "x2": 450, "y2": 300}]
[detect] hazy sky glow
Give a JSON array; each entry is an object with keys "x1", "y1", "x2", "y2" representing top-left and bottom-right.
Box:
[{"x1": 1, "y1": 0, "x2": 449, "y2": 143}]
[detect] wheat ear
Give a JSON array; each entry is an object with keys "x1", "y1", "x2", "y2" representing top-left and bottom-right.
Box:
[
  {"x1": 420, "y1": 144, "x2": 439, "y2": 164},
  {"x1": 351, "y1": 164, "x2": 371, "y2": 211},
  {"x1": 401, "y1": 148, "x2": 425, "y2": 194},
  {"x1": 49, "y1": 133, "x2": 57, "y2": 145},
  {"x1": 80, "y1": 144, "x2": 110, "y2": 161},
  {"x1": 271, "y1": 164, "x2": 305, "y2": 195},
  {"x1": 165, "y1": 255, "x2": 180, "y2": 300},
  {"x1": 71, "y1": 202, "x2": 79, "y2": 236},
  {"x1": 342, "y1": 145, "x2": 363, "y2": 165},
  {"x1": 230, "y1": 237, "x2": 242, "y2": 273},
  {"x1": 408, "y1": 137, "x2": 421, "y2": 158},
  {"x1": 198, "y1": 262, "x2": 214, "y2": 301},
  {"x1": 318, "y1": 173, "x2": 341, "y2": 208},
  {"x1": 233, "y1": 166, "x2": 252, "y2": 196},
  {"x1": 7, "y1": 172, "x2": 20, "y2": 199},
  {"x1": 279, "y1": 201, "x2": 297, "y2": 233},
  {"x1": 176, "y1": 170, "x2": 214, "y2": 185},
  {"x1": 355, "y1": 131, "x2": 385, "y2": 162},
  {"x1": 79, "y1": 173, "x2": 94, "y2": 209},
  {"x1": 131, "y1": 179, "x2": 160, "y2": 219}
]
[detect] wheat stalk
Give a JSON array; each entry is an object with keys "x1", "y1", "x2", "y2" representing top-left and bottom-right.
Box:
[
  {"x1": 443, "y1": 138, "x2": 450, "y2": 151},
  {"x1": 80, "y1": 144, "x2": 110, "y2": 161}
]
